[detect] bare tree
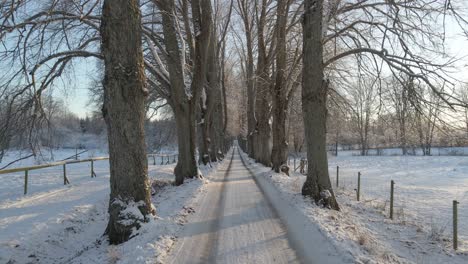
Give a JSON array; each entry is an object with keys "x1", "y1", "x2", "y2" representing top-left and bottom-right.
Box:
[
  {"x1": 253, "y1": 0, "x2": 274, "y2": 166},
  {"x1": 270, "y1": 0, "x2": 290, "y2": 172},
  {"x1": 0, "y1": 0, "x2": 102, "y2": 166},
  {"x1": 302, "y1": 0, "x2": 339, "y2": 210},
  {"x1": 100, "y1": 0, "x2": 154, "y2": 244},
  {"x1": 150, "y1": 0, "x2": 213, "y2": 184},
  {"x1": 348, "y1": 77, "x2": 378, "y2": 156},
  {"x1": 300, "y1": 0, "x2": 467, "y2": 209},
  {"x1": 197, "y1": 0, "x2": 233, "y2": 164},
  {"x1": 236, "y1": 0, "x2": 257, "y2": 158},
  {"x1": 415, "y1": 84, "x2": 443, "y2": 155},
  {"x1": 388, "y1": 76, "x2": 414, "y2": 155}
]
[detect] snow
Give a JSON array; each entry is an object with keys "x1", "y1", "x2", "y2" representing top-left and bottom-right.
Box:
[
  {"x1": 114, "y1": 199, "x2": 146, "y2": 226},
  {"x1": 0, "y1": 149, "x2": 177, "y2": 201},
  {"x1": 0, "y1": 149, "x2": 223, "y2": 264},
  {"x1": 2, "y1": 146, "x2": 467, "y2": 263},
  {"x1": 334, "y1": 146, "x2": 468, "y2": 157},
  {"x1": 327, "y1": 153, "x2": 468, "y2": 249},
  {"x1": 247, "y1": 150, "x2": 468, "y2": 263}
]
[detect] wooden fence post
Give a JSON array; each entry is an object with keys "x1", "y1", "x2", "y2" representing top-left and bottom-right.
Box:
[
  {"x1": 24, "y1": 170, "x2": 28, "y2": 195},
  {"x1": 390, "y1": 180, "x2": 395, "y2": 219},
  {"x1": 91, "y1": 160, "x2": 96, "y2": 178},
  {"x1": 336, "y1": 166, "x2": 339, "y2": 188},
  {"x1": 357, "y1": 172, "x2": 361, "y2": 201},
  {"x1": 453, "y1": 200, "x2": 459, "y2": 250},
  {"x1": 63, "y1": 164, "x2": 70, "y2": 185}
]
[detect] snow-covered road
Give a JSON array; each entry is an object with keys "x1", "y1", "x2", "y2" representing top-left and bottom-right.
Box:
[{"x1": 167, "y1": 149, "x2": 302, "y2": 264}]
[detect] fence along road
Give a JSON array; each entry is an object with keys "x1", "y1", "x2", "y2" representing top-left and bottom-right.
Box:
[{"x1": 0, "y1": 153, "x2": 178, "y2": 196}]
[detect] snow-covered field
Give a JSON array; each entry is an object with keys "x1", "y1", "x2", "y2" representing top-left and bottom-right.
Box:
[
  {"x1": 254, "y1": 151, "x2": 468, "y2": 263},
  {"x1": 0, "y1": 149, "x2": 222, "y2": 264},
  {"x1": 0, "y1": 149, "x2": 177, "y2": 201},
  {"x1": 328, "y1": 153, "x2": 468, "y2": 248}
]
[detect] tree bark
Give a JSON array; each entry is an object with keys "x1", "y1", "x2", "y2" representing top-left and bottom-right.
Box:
[
  {"x1": 192, "y1": 0, "x2": 213, "y2": 165},
  {"x1": 301, "y1": 0, "x2": 339, "y2": 210},
  {"x1": 101, "y1": 0, "x2": 154, "y2": 244},
  {"x1": 254, "y1": 0, "x2": 272, "y2": 167},
  {"x1": 174, "y1": 107, "x2": 198, "y2": 183},
  {"x1": 237, "y1": 0, "x2": 256, "y2": 158},
  {"x1": 159, "y1": 0, "x2": 199, "y2": 185},
  {"x1": 271, "y1": 0, "x2": 289, "y2": 173},
  {"x1": 199, "y1": 25, "x2": 222, "y2": 164}
]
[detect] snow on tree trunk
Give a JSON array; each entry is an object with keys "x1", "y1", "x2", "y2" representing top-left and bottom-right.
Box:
[
  {"x1": 301, "y1": 0, "x2": 339, "y2": 210},
  {"x1": 101, "y1": 0, "x2": 154, "y2": 244}
]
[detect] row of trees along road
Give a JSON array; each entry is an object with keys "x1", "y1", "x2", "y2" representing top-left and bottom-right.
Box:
[
  {"x1": 1, "y1": 0, "x2": 233, "y2": 244},
  {"x1": 235, "y1": 0, "x2": 467, "y2": 210},
  {"x1": 1, "y1": 0, "x2": 468, "y2": 243}
]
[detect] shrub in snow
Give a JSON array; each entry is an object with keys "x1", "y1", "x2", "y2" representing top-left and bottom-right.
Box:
[{"x1": 429, "y1": 219, "x2": 448, "y2": 242}]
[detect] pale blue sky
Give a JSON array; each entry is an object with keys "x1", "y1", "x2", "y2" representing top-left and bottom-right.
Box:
[{"x1": 53, "y1": 58, "x2": 99, "y2": 118}]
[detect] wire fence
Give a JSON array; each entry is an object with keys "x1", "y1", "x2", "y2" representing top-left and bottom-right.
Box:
[
  {"x1": 287, "y1": 153, "x2": 467, "y2": 251},
  {"x1": 327, "y1": 145, "x2": 468, "y2": 157}
]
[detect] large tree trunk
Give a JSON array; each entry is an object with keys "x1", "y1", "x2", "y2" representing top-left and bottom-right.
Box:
[
  {"x1": 197, "y1": 88, "x2": 211, "y2": 165},
  {"x1": 220, "y1": 40, "x2": 229, "y2": 155},
  {"x1": 301, "y1": 0, "x2": 339, "y2": 210},
  {"x1": 238, "y1": 0, "x2": 256, "y2": 158},
  {"x1": 199, "y1": 27, "x2": 220, "y2": 164},
  {"x1": 101, "y1": 0, "x2": 154, "y2": 244},
  {"x1": 211, "y1": 36, "x2": 225, "y2": 161},
  {"x1": 271, "y1": 0, "x2": 289, "y2": 173},
  {"x1": 271, "y1": 100, "x2": 288, "y2": 172},
  {"x1": 255, "y1": 95, "x2": 272, "y2": 166},
  {"x1": 210, "y1": 55, "x2": 224, "y2": 161},
  {"x1": 246, "y1": 44, "x2": 256, "y2": 158},
  {"x1": 192, "y1": 0, "x2": 213, "y2": 165},
  {"x1": 221, "y1": 40, "x2": 229, "y2": 138},
  {"x1": 159, "y1": 0, "x2": 199, "y2": 185},
  {"x1": 254, "y1": 0, "x2": 272, "y2": 167},
  {"x1": 174, "y1": 106, "x2": 198, "y2": 184}
]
